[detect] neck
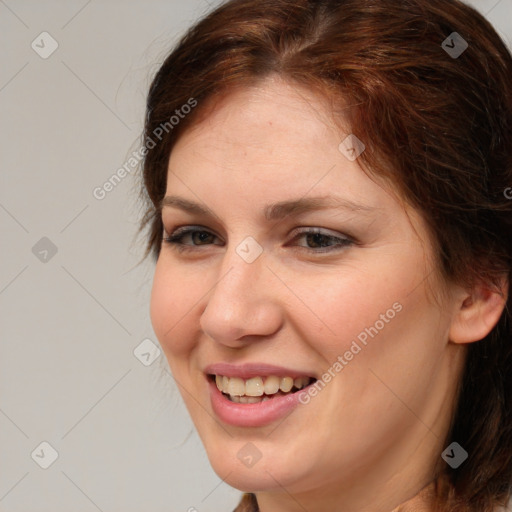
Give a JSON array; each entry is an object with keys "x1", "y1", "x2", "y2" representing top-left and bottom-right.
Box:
[{"x1": 254, "y1": 479, "x2": 438, "y2": 512}]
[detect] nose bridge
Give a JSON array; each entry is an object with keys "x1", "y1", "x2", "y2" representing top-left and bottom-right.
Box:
[
  {"x1": 211, "y1": 232, "x2": 269, "y2": 299},
  {"x1": 223, "y1": 236, "x2": 266, "y2": 291},
  {"x1": 200, "y1": 242, "x2": 281, "y2": 344},
  {"x1": 209, "y1": 243, "x2": 266, "y2": 316}
]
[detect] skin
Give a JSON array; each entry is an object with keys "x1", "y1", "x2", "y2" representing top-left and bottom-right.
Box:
[{"x1": 150, "y1": 77, "x2": 507, "y2": 512}]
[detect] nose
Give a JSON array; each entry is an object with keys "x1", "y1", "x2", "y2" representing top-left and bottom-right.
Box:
[{"x1": 199, "y1": 245, "x2": 283, "y2": 348}]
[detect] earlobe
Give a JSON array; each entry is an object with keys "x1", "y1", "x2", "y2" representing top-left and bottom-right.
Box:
[{"x1": 449, "y1": 278, "x2": 509, "y2": 345}]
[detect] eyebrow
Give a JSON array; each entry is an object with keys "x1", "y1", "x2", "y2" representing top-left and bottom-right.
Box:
[{"x1": 160, "y1": 195, "x2": 378, "y2": 222}]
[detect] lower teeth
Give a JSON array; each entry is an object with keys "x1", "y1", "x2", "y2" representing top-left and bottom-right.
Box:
[{"x1": 225, "y1": 391, "x2": 290, "y2": 403}]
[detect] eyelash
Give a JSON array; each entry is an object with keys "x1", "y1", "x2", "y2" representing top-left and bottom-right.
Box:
[{"x1": 162, "y1": 226, "x2": 354, "y2": 254}]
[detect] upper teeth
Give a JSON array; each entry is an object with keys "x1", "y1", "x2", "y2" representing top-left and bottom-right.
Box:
[{"x1": 215, "y1": 375, "x2": 312, "y2": 397}]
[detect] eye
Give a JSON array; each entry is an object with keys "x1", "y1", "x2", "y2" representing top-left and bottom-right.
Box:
[
  {"x1": 289, "y1": 228, "x2": 354, "y2": 253},
  {"x1": 162, "y1": 226, "x2": 222, "y2": 251}
]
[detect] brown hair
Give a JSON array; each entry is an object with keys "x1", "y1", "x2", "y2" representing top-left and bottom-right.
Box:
[{"x1": 140, "y1": 0, "x2": 512, "y2": 510}]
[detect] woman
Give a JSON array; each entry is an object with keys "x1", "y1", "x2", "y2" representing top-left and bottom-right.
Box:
[{"x1": 140, "y1": 0, "x2": 512, "y2": 510}]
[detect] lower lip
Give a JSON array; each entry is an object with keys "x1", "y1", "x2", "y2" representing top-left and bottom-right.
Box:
[{"x1": 208, "y1": 378, "x2": 310, "y2": 428}]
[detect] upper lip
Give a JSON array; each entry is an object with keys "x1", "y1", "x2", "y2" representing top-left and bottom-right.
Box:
[{"x1": 204, "y1": 362, "x2": 316, "y2": 380}]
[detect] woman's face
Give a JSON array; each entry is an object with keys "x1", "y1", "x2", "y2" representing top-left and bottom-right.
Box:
[{"x1": 151, "y1": 78, "x2": 464, "y2": 508}]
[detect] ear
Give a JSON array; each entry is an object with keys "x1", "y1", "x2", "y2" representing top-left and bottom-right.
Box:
[{"x1": 449, "y1": 276, "x2": 509, "y2": 345}]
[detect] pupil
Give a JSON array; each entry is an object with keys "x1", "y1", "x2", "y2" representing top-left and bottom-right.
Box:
[
  {"x1": 308, "y1": 233, "x2": 325, "y2": 247},
  {"x1": 194, "y1": 232, "x2": 211, "y2": 244}
]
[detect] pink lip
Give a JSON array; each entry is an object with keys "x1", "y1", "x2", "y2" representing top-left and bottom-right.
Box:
[
  {"x1": 204, "y1": 362, "x2": 315, "y2": 380},
  {"x1": 207, "y1": 376, "x2": 311, "y2": 427}
]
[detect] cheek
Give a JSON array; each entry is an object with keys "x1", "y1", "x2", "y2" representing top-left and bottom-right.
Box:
[
  {"x1": 150, "y1": 260, "x2": 199, "y2": 358},
  {"x1": 290, "y1": 267, "x2": 408, "y2": 356}
]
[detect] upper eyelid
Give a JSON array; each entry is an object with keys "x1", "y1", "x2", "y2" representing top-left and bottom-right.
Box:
[
  {"x1": 289, "y1": 226, "x2": 350, "y2": 238},
  {"x1": 165, "y1": 225, "x2": 219, "y2": 237}
]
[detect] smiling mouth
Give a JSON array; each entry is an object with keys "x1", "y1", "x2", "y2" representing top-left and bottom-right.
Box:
[{"x1": 209, "y1": 374, "x2": 316, "y2": 403}]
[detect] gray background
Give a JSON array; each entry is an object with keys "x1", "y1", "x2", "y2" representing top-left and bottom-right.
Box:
[{"x1": 1, "y1": 1, "x2": 511, "y2": 511}]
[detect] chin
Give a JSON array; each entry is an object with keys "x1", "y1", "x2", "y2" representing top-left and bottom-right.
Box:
[
  {"x1": 211, "y1": 462, "x2": 291, "y2": 493},
  {"x1": 203, "y1": 441, "x2": 309, "y2": 493}
]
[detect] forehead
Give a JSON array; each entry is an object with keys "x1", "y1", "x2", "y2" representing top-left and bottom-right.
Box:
[{"x1": 166, "y1": 79, "x2": 395, "y2": 209}]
